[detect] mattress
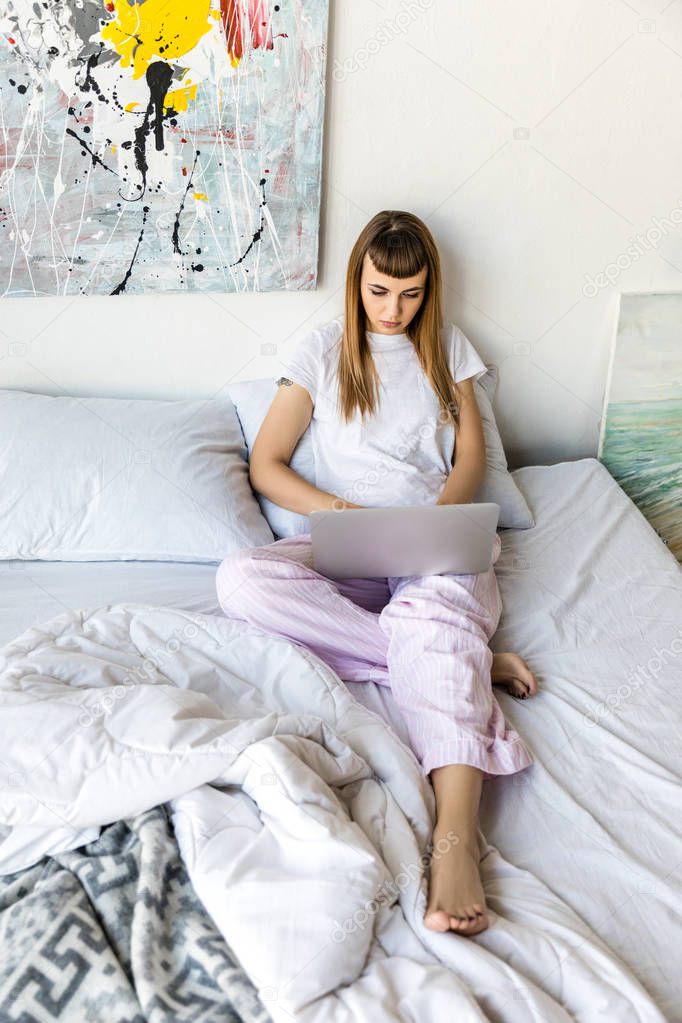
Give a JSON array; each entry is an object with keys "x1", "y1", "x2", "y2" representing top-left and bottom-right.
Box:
[{"x1": 0, "y1": 457, "x2": 680, "y2": 1020}]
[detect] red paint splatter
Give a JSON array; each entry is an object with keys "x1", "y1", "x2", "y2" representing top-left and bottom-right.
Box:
[
  {"x1": 274, "y1": 161, "x2": 287, "y2": 194},
  {"x1": 105, "y1": 2, "x2": 114, "y2": 10},
  {"x1": 181, "y1": 137, "x2": 187, "y2": 143},
  {"x1": 182, "y1": 167, "x2": 187, "y2": 176},
  {"x1": 8, "y1": 36, "x2": 15, "y2": 44},
  {"x1": 220, "y1": 0, "x2": 274, "y2": 66}
]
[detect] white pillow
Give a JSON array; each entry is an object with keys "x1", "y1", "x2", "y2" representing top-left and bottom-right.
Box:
[
  {"x1": 228, "y1": 366, "x2": 534, "y2": 538},
  {"x1": 0, "y1": 388, "x2": 275, "y2": 562},
  {"x1": 229, "y1": 380, "x2": 315, "y2": 539},
  {"x1": 473, "y1": 367, "x2": 535, "y2": 529}
]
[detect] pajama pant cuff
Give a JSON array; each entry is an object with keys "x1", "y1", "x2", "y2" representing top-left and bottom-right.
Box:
[{"x1": 420, "y1": 736, "x2": 534, "y2": 782}]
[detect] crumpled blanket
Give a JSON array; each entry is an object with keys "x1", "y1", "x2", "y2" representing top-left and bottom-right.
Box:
[{"x1": 0, "y1": 603, "x2": 668, "y2": 1023}]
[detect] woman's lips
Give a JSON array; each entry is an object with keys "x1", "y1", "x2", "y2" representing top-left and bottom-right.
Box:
[{"x1": 381, "y1": 321, "x2": 400, "y2": 327}]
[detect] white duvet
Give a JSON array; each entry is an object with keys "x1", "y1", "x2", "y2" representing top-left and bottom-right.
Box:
[{"x1": 0, "y1": 600, "x2": 668, "y2": 1023}]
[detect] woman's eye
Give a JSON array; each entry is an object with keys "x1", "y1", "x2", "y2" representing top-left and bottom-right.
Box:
[{"x1": 370, "y1": 290, "x2": 418, "y2": 298}]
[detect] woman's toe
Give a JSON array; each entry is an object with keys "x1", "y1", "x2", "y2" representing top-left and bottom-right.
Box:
[
  {"x1": 424, "y1": 909, "x2": 452, "y2": 932},
  {"x1": 508, "y1": 679, "x2": 529, "y2": 699},
  {"x1": 449, "y1": 914, "x2": 469, "y2": 930},
  {"x1": 450, "y1": 913, "x2": 487, "y2": 934}
]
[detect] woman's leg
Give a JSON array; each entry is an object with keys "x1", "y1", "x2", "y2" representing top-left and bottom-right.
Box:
[
  {"x1": 378, "y1": 532, "x2": 533, "y2": 782},
  {"x1": 427, "y1": 763, "x2": 487, "y2": 934},
  {"x1": 215, "y1": 534, "x2": 392, "y2": 685},
  {"x1": 378, "y1": 532, "x2": 533, "y2": 934}
]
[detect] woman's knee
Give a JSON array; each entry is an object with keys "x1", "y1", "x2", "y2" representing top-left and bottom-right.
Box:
[
  {"x1": 385, "y1": 572, "x2": 499, "y2": 641},
  {"x1": 216, "y1": 545, "x2": 264, "y2": 609}
]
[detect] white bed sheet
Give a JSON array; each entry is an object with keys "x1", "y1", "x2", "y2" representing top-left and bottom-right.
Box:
[
  {"x1": 1, "y1": 456, "x2": 680, "y2": 1019},
  {"x1": 475, "y1": 458, "x2": 682, "y2": 1022},
  {"x1": 0, "y1": 558, "x2": 222, "y2": 648}
]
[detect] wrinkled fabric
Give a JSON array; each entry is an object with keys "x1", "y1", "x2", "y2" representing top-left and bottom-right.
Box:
[
  {"x1": 0, "y1": 600, "x2": 668, "y2": 1023},
  {"x1": 216, "y1": 531, "x2": 533, "y2": 781}
]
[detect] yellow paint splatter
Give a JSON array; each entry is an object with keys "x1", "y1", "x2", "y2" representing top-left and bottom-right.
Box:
[
  {"x1": 102, "y1": 0, "x2": 214, "y2": 81},
  {"x1": 111, "y1": 144, "x2": 117, "y2": 154},
  {"x1": 163, "y1": 82, "x2": 198, "y2": 113},
  {"x1": 193, "y1": 193, "x2": 208, "y2": 201},
  {"x1": 124, "y1": 101, "x2": 139, "y2": 112}
]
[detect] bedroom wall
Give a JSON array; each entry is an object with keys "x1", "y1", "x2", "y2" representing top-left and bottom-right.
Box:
[{"x1": 1, "y1": 1, "x2": 681, "y2": 470}]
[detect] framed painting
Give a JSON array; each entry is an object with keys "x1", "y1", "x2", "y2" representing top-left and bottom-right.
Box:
[
  {"x1": 598, "y1": 292, "x2": 682, "y2": 562},
  {"x1": 0, "y1": 0, "x2": 329, "y2": 296}
]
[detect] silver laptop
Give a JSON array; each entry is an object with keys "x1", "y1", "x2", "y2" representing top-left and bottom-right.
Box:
[{"x1": 309, "y1": 503, "x2": 501, "y2": 579}]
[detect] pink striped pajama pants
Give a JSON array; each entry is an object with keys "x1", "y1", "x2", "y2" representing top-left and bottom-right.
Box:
[{"x1": 215, "y1": 531, "x2": 533, "y2": 782}]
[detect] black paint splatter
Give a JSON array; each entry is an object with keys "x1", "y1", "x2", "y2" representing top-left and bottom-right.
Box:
[
  {"x1": 133, "y1": 61, "x2": 174, "y2": 201},
  {"x1": 65, "y1": 127, "x2": 118, "y2": 176},
  {"x1": 171, "y1": 149, "x2": 200, "y2": 255},
  {"x1": 111, "y1": 205, "x2": 149, "y2": 295},
  {"x1": 78, "y1": 50, "x2": 110, "y2": 107},
  {"x1": 228, "y1": 177, "x2": 268, "y2": 268}
]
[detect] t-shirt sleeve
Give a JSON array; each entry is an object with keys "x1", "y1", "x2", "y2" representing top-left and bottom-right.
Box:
[
  {"x1": 277, "y1": 330, "x2": 320, "y2": 404},
  {"x1": 447, "y1": 324, "x2": 487, "y2": 383}
]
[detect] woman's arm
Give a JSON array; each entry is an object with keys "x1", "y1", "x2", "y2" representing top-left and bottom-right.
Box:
[
  {"x1": 249, "y1": 379, "x2": 361, "y2": 514},
  {"x1": 436, "y1": 377, "x2": 486, "y2": 505}
]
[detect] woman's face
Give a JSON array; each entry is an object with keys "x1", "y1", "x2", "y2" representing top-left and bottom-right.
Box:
[{"x1": 360, "y1": 253, "x2": 428, "y2": 334}]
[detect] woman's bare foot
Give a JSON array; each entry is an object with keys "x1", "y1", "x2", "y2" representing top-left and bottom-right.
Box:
[
  {"x1": 491, "y1": 651, "x2": 538, "y2": 700},
  {"x1": 423, "y1": 819, "x2": 489, "y2": 935}
]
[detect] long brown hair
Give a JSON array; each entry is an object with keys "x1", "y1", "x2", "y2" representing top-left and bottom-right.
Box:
[{"x1": 337, "y1": 210, "x2": 461, "y2": 428}]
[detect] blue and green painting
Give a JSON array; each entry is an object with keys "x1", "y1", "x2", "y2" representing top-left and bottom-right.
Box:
[{"x1": 599, "y1": 293, "x2": 682, "y2": 562}]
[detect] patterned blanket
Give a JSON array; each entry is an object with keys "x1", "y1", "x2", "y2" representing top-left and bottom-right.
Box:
[{"x1": 0, "y1": 805, "x2": 272, "y2": 1023}]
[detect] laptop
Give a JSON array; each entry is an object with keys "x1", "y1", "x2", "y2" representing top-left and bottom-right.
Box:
[{"x1": 309, "y1": 503, "x2": 501, "y2": 579}]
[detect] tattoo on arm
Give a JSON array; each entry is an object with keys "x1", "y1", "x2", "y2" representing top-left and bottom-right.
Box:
[{"x1": 276, "y1": 377, "x2": 293, "y2": 387}]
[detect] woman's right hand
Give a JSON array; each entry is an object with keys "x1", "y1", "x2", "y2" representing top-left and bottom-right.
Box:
[{"x1": 330, "y1": 498, "x2": 364, "y2": 511}]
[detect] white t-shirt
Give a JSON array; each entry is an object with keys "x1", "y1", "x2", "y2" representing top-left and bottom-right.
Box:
[{"x1": 278, "y1": 316, "x2": 487, "y2": 508}]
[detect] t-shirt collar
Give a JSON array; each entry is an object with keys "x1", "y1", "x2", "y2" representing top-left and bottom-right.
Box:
[{"x1": 366, "y1": 329, "x2": 412, "y2": 351}]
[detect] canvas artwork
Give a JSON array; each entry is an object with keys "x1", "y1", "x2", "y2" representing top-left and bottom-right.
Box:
[
  {"x1": 0, "y1": 0, "x2": 329, "y2": 296},
  {"x1": 599, "y1": 292, "x2": 682, "y2": 562}
]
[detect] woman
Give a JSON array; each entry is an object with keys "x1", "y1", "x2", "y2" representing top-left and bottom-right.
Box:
[{"x1": 216, "y1": 210, "x2": 537, "y2": 936}]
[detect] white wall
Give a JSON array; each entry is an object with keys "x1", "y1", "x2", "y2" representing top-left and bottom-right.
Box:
[{"x1": 1, "y1": 0, "x2": 681, "y2": 469}]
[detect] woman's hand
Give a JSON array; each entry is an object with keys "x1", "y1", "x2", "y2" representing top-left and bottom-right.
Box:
[{"x1": 330, "y1": 498, "x2": 364, "y2": 511}]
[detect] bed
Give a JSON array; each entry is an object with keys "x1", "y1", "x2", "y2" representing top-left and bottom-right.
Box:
[{"x1": 1, "y1": 455, "x2": 680, "y2": 1022}]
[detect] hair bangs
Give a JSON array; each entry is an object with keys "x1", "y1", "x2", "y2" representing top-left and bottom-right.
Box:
[{"x1": 367, "y1": 231, "x2": 426, "y2": 281}]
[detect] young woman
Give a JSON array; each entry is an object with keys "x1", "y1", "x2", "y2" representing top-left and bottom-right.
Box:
[{"x1": 216, "y1": 210, "x2": 538, "y2": 937}]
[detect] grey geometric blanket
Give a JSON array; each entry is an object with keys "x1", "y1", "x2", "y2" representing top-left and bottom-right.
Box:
[{"x1": 0, "y1": 806, "x2": 272, "y2": 1023}]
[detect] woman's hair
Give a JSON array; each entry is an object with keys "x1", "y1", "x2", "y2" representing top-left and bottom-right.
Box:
[{"x1": 337, "y1": 209, "x2": 461, "y2": 428}]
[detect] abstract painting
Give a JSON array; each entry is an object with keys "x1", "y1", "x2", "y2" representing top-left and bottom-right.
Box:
[
  {"x1": 599, "y1": 292, "x2": 682, "y2": 562},
  {"x1": 0, "y1": 0, "x2": 329, "y2": 296}
]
